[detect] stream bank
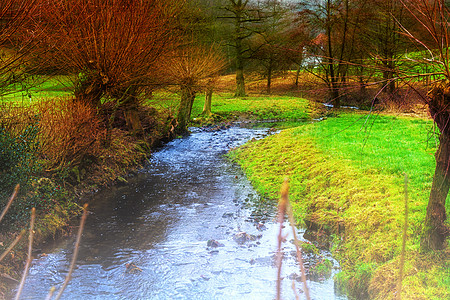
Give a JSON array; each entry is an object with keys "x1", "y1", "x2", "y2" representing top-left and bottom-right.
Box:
[{"x1": 8, "y1": 126, "x2": 346, "y2": 299}]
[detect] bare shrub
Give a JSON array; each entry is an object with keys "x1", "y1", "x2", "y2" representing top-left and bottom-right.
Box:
[{"x1": 34, "y1": 98, "x2": 106, "y2": 171}]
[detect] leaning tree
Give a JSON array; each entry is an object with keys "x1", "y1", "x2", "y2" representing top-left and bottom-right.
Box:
[{"x1": 399, "y1": 0, "x2": 450, "y2": 250}]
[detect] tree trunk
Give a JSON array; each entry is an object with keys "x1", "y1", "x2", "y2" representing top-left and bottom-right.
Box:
[
  {"x1": 235, "y1": 61, "x2": 246, "y2": 97},
  {"x1": 295, "y1": 66, "x2": 301, "y2": 88},
  {"x1": 124, "y1": 107, "x2": 142, "y2": 136},
  {"x1": 326, "y1": 0, "x2": 340, "y2": 109},
  {"x1": 202, "y1": 88, "x2": 213, "y2": 116},
  {"x1": 422, "y1": 86, "x2": 450, "y2": 250},
  {"x1": 383, "y1": 67, "x2": 396, "y2": 95},
  {"x1": 422, "y1": 132, "x2": 450, "y2": 250},
  {"x1": 177, "y1": 85, "x2": 196, "y2": 134},
  {"x1": 115, "y1": 85, "x2": 144, "y2": 137},
  {"x1": 267, "y1": 61, "x2": 272, "y2": 94},
  {"x1": 330, "y1": 78, "x2": 340, "y2": 108},
  {"x1": 123, "y1": 95, "x2": 143, "y2": 137},
  {"x1": 234, "y1": 2, "x2": 246, "y2": 98}
]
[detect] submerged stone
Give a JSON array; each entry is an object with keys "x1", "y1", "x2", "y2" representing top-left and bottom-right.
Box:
[{"x1": 207, "y1": 239, "x2": 224, "y2": 248}]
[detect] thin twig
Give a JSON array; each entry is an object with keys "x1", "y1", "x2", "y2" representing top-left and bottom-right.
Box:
[
  {"x1": 14, "y1": 207, "x2": 36, "y2": 300},
  {"x1": 54, "y1": 203, "x2": 88, "y2": 300},
  {"x1": 291, "y1": 280, "x2": 300, "y2": 300},
  {"x1": 276, "y1": 179, "x2": 288, "y2": 300},
  {"x1": 397, "y1": 174, "x2": 409, "y2": 300},
  {"x1": 285, "y1": 185, "x2": 311, "y2": 300},
  {"x1": 0, "y1": 230, "x2": 25, "y2": 263},
  {"x1": 45, "y1": 287, "x2": 56, "y2": 300},
  {"x1": 0, "y1": 184, "x2": 20, "y2": 223}
]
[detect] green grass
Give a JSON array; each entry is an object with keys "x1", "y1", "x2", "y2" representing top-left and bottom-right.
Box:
[
  {"x1": 149, "y1": 91, "x2": 313, "y2": 122},
  {"x1": 230, "y1": 112, "x2": 449, "y2": 299},
  {"x1": 307, "y1": 113, "x2": 443, "y2": 216},
  {"x1": 0, "y1": 75, "x2": 73, "y2": 103},
  {"x1": 191, "y1": 93, "x2": 312, "y2": 120}
]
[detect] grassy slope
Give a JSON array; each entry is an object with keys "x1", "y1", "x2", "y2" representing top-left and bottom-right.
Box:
[{"x1": 231, "y1": 112, "x2": 449, "y2": 299}]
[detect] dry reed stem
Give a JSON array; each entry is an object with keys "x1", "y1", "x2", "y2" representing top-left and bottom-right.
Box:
[
  {"x1": 0, "y1": 184, "x2": 20, "y2": 223},
  {"x1": 286, "y1": 201, "x2": 311, "y2": 300},
  {"x1": 45, "y1": 287, "x2": 56, "y2": 300},
  {"x1": 14, "y1": 207, "x2": 35, "y2": 300},
  {"x1": 396, "y1": 174, "x2": 409, "y2": 300},
  {"x1": 54, "y1": 203, "x2": 89, "y2": 300},
  {"x1": 292, "y1": 280, "x2": 300, "y2": 300},
  {"x1": 276, "y1": 179, "x2": 311, "y2": 300},
  {"x1": 276, "y1": 179, "x2": 288, "y2": 300},
  {"x1": 0, "y1": 230, "x2": 25, "y2": 263}
]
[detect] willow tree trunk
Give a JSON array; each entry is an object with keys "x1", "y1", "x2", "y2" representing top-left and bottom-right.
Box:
[
  {"x1": 177, "y1": 85, "x2": 196, "y2": 134},
  {"x1": 123, "y1": 97, "x2": 143, "y2": 137},
  {"x1": 202, "y1": 88, "x2": 213, "y2": 116},
  {"x1": 118, "y1": 86, "x2": 143, "y2": 137},
  {"x1": 422, "y1": 85, "x2": 450, "y2": 250}
]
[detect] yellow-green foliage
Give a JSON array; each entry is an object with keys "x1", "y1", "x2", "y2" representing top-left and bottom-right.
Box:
[{"x1": 231, "y1": 113, "x2": 449, "y2": 299}]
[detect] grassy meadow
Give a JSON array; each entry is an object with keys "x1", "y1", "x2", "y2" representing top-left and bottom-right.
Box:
[
  {"x1": 230, "y1": 111, "x2": 449, "y2": 299},
  {"x1": 148, "y1": 90, "x2": 314, "y2": 123}
]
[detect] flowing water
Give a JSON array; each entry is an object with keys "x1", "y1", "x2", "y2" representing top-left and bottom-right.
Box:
[{"x1": 12, "y1": 126, "x2": 347, "y2": 300}]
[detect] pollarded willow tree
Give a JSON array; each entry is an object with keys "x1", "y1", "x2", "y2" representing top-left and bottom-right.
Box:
[
  {"x1": 0, "y1": 0, "x2": 38, "y2": 96},
  {"x1": 399, "y1": 0, "x2": 450, "y2": 250},
  {"x1": 34, "y1": 0, "x2": 184, "y2": 135},
  {"x1": 159, "y1": 45, "x2": 225, "y2": 133}
]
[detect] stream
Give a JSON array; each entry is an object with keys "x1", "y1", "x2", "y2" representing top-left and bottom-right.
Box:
[{"x1": 12, "y1": 125, "x2": 347, "y2": 300}]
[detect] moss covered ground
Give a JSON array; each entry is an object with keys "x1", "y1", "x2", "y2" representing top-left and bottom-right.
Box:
[{"x1": 230, "y1": 112, "x2": 449, "y2": 299}]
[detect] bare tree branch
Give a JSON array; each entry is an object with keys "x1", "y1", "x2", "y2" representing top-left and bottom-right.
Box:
[
  {"x1": 14, "y1": 207, "x2": 35, "y2": 300},
  {"x1": 54, "y1": 203, "x2": 89, "y2": 300}
]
